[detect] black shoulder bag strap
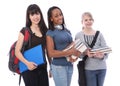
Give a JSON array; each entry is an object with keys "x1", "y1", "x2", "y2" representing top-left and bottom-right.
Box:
[
  {"x1": 83, "y1": 31, "x2": 100, "y2": 61},
  {"x1": 89, "y1": 31, "x2": 100, "y2": 48}
]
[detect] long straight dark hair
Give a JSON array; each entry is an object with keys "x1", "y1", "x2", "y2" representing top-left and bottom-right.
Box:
[{"x1": 26, "y1": 4, "x2": 47, "y2": 35}]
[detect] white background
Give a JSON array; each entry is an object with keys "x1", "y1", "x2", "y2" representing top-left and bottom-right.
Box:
[{"x1": 0, "y1": 0, "x2": 119, "y2": 86}]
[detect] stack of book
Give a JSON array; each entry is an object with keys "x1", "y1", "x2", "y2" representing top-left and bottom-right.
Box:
[
  {"x1": 90, "y1": 47, "x2": 112, "y2": 54},
  {"x1": 74, "y1": 39, "x2": 87, "y2": 53},
  {"x1": 63, "y1": 39, "x2": 87, "y2": 61}
]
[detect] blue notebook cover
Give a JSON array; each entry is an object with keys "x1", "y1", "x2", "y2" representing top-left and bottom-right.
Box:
[{"x1": 19, "y1": 44, "x2": 44, "y2": 73}]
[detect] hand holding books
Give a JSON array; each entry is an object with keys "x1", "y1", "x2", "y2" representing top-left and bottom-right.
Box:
[
  {"x1": 90, "y1": 47, "x2": 112, "y2": 54},
  {"x1": 63, "y1": 39, "x2": 87, "y2": 62},
  {"x1": 88, "y1": 47, "x2": 112, "y2": 59}
]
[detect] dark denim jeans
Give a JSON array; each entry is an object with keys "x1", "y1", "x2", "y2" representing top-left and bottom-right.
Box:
[{"x1": 85, "y1": 69, "x2": 106, "y2": 86}]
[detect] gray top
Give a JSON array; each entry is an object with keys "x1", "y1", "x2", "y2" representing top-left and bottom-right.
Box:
[{"x1": 75, "y1": 31, "x2": 109, "y2": 70}]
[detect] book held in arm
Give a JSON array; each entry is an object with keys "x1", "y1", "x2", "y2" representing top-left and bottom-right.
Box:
[
  {"x1": 90, "y1": 47, "x2": 112, "y2": 54},
  {"x1": 63, "y1": 39, "x2": 87, "y2": 61}
]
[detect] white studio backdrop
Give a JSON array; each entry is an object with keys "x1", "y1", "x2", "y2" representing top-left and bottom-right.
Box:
[{"x1": 0, "y1": 0, "x2": 119, "y2": 86}]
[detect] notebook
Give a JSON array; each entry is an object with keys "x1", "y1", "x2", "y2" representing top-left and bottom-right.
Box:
[{"x1": 19, "y1": 44, "x2": 45, "y2": 73}]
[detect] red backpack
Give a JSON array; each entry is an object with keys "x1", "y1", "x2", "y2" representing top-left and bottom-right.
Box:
[{"x1": 8, "y1": 27, "x2": 31, "y2": 74}]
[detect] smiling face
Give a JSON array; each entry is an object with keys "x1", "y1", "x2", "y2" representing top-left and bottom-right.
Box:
[
  {"x1": 29, "y1": 12, "x2": 41, "y2": 25},
  {"x1": 50, "y1": 8, "x2": 63, "y2": 26},
  {"x1": 81, "y1": 12, "x2": 94, "y2": 29}
]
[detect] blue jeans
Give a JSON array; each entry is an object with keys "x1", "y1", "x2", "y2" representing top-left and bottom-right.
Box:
[
  {"x1": 51, "y1": 64, "x2": 73, "y2": 86},
  {"x1": 85, "y1": 69, "x2": 106, "y2": 86}
]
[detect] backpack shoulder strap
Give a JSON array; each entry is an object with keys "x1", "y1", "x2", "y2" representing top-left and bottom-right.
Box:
[
  {"x1": 18, "y1": 27, "x2": 31, "y2": 86},
  {"x1": 21, "y1": 27, "x2": 31, "y2": 52},
  {"x1": 19, "y1": 74, "x2": 22, "y2": 86}
]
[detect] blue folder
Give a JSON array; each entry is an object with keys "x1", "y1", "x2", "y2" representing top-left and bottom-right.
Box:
[{"x1": 19, "y1": 44, "x2": 44, "y2": 73}]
